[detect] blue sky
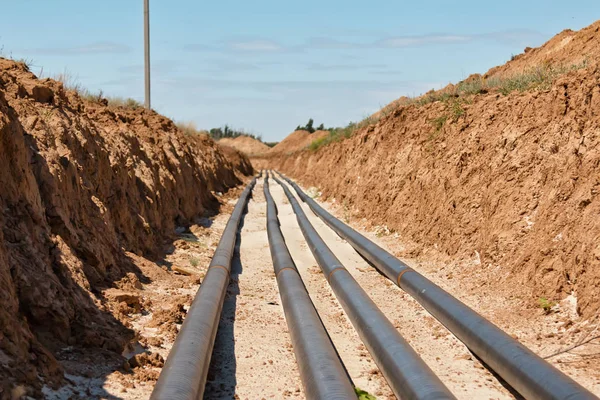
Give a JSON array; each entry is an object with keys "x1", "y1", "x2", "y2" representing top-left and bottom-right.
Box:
[{"x1": 1, "y1": 1, "x2": 598, "y2": 141}]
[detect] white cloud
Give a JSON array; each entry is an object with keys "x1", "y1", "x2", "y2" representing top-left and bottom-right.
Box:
[
  {"x1": 26, "y1": 41, "x2": 132, "y2": 56},
  {"x1": 377, "y1": 34, "x2": 472, "y2": 47},
  {"x1": 185, "y1": 28, "x2": 546, "y2": 55}
]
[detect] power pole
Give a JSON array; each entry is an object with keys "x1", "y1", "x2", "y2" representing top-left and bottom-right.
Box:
[{"x1": 144, "y1": 0, "x2": 151, "y2": 109}]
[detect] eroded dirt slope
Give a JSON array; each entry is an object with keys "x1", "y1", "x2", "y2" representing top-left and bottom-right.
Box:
[
  {"x1": 0, "y1": 58, "x2": 251, "y2": 398},
  {"x1": 264, "y1": 22, "x2": 600, "y2": 321},
  {"x1": 486, "y1": 20, "x2": 600, "y2": 78},
  {"x1": 269, "y1": 130, "x2": 329, "y2": 154},
  {"x1": 219, "y1": 135, "x2": 270, "y2": 156}
]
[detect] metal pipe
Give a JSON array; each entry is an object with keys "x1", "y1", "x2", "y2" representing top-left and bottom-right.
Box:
[
  {"x1": 278, "y1": 172, "x2": 598, "y2": 400},
  {"x1": 273, "y1": 175, "x2": 456, "y2": 400},
  {"x1": 264, "y1": 174, "x2": 356, "y2": 400},
  {"x1": 151, "y1": 177, "x2": 257, "y2": 400}
]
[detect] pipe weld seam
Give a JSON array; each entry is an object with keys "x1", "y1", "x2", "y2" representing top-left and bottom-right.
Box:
[
  {"x1": 327, "y1": 266, "x2": 346, "y2": 282},
  {"x1": 209, "y1": 265, "x2": 230, "y2": 275},
  {"x1": 396, "y1": 267, "x2": 414, "y2": 286},
  {"x1": 276, "y1": 267, "x2": 297, "y2": 278}
]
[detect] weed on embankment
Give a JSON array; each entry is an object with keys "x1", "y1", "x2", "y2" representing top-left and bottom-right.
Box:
[{"x1": 308, "y1": 60, "x2": 588, "y2": 151}]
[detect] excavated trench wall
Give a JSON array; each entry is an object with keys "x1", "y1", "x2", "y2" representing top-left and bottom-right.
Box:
[
  {"x1": 0, "y1": 58, "x2": 251, "y2": 395},
  {"x1": 261, "y1": 65, "x2": 600, "y2": 319}
]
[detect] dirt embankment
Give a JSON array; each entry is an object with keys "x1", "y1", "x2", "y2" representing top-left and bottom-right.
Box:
[
  {"x1": 0, "y1": 58, "x2": 251, "y2": 398},
  {"x1": 486, "y1": 21, "x2": 600, "y2": 78},
  {"x1": 219, "y1": 135, "x2": 270, "y2": 156},
  {"x1": 217, "y1": 143, "x2": 254, "y2": 177},
  {"x1": 269, "y1": 130, "x2": 329, "y2": 154},
  {"x1": 265, "y1": 23, "x2": 600, "y2": 319},
  {"x1": 251, "y1": 130, "x2": 329, "y2": 170}
]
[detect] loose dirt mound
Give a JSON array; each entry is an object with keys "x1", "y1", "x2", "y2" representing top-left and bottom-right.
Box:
[
  {"x1": 217, "y1": 144, "x2": 254, "y2": 177},
  {"x1": 486, "y1": 20, "x2": 600, "y2": 78},
  {"x1": 0, "y1": 58, "x2": 251, "y2": 397},
  {"x1": 219, "y1": 135, "x2": 270, "y2": 155},
  {"x1": 270, "y1": 130, "x2": 329, "y2": 154},
  {"x1": 266, "y1": 21, "x2": 600, "y2": 319}
]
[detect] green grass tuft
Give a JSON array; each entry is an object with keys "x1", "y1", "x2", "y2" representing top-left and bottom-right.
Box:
[
  {"x1": 538, "y1": 297, "x2": 556, "y2": 314},
  {"x1": 355, "y1": 387, "x2": 377, "y2": 400}
]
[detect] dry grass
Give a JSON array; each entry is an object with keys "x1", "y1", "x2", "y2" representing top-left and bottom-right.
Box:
[
  {"x1": 106, "y1": 96, "x2": 143, "y2": 109},
  {"x1": 53, "y1": 69, "x2": 88, "y2": 94},
  {"x1": 411, "y1": 60, "x2": 589, "y2": 105},
  {"x1": 176, "y1": 121, "x2": 209, "y2": 137},
  {"x1": 52, "y1": 69, "x2": 142, "y2": 109},
  {"x1": 309, "y1": 60, "x2": 589, "y2": 151}
]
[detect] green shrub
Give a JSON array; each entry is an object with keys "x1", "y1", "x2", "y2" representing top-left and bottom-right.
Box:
[
  {"x1": 209, "y1": 125, "x2": 262, "y2": 141},
  {"x1": 297, "y1": 118, "x2": 316, "y2": 133}
]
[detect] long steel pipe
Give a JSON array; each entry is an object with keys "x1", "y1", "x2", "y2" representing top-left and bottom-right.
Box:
[
  {"x1": 278, "y1": 172, "x2": 598, "y2": 400},
  {"x1": 264, "y1": 174, "x2": 356, "y2": 399},
  {"x1": 273, "y1": 175, "x2": 456, "y2": 400},
  {"x1": 151, "y1": 177, "x2": 257, "y2": 400}
]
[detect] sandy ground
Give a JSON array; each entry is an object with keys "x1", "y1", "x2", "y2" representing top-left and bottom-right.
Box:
[
  {"x1": 270, "y1": 180, "x2": 394, "y2": 398},
  {"x1": 204, "y1": 179, "x2": 303, "y2": 399},
  {"x1": 41, "y1": 191, "x2": 243, "y2": 400},
  {"x1": 274, "y1": 179, "x2": 512, "y2": 399},
  {"x1": 43, "y1": 176, "x2": 600, "y2": 399},
  {"x1": 275, "y1": 178, "x2": 600, "y2": 399}
]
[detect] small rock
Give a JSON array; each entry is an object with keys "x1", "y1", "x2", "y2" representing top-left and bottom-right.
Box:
[{"x1": 172, "y1": 265, "x2": 197, "y2": 276}]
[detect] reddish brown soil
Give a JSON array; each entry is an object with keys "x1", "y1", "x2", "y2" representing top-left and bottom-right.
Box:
[
  {"x1": 486, "y1": 21, "x2": 600, "y2": 78},
  {"x1": 0, "y1": 58, "x2": 251, "y2": 398},
  {"x1": 217, "y1": 144, "x2": 254, "y2": 177},
  {"x1": 219, "y1": 135, "x2": 270, "y2": 156},
  {"x1": 263, "y1": 21, "x2": 600, "y2": 321},
  {"x1": 269, "y1": 130, "x2": 329, "y2": 154}
]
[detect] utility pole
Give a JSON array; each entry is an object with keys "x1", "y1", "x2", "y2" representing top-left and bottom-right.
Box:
[{"x1": 144, "y1": 0, "x2": 151, "y2": 109}]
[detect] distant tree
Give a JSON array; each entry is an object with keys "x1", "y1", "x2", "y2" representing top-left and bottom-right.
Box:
[
  {"x1": 306, "y1": 118, "x2": 314, "y2": 133},
  {"x1": 317, "y1": 123, "x2": 325, "y2": 131},
  {"x1": 296, "y1": 118, "x2": 320, "y2": 133},
  {"x1": 210, "y1": 127, "x2": 223, "y2": 138},
  {"x1": 208, "y1": 125, "x2": 264, "y2": 142}
]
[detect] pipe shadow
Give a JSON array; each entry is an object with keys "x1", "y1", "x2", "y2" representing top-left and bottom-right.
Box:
[{"x1": 203, "y1": 210, "x2": 249, "y2": 399}]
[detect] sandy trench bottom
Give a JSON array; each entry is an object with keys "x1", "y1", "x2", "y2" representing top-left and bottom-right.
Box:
[
  {"x1": 207, "y1": 177, "x2": 520, "y2": 400},
  {"x1": 45, "y1": 176, "x2": 600, "y2": 399},
  {"x1": 205, "y1": 176, "x2": 600, "y2": 399}
]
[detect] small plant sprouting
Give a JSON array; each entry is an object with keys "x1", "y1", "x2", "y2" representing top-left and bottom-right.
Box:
[
  {"x1": 355, "y1": 387, "x2": 377, "y2": 400},
  {"x1": 449, "y1": 98, "x2": 465, "y2": 120},
  {"x1": 538, "y1": 297, "x2": 556, "y2": 314},
  {"x1": 189, "y1": 257, "x2": 200, "y2": 268},
  {"x1": 430, "y1": 115, "x2": 448, "y2": 139}
]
